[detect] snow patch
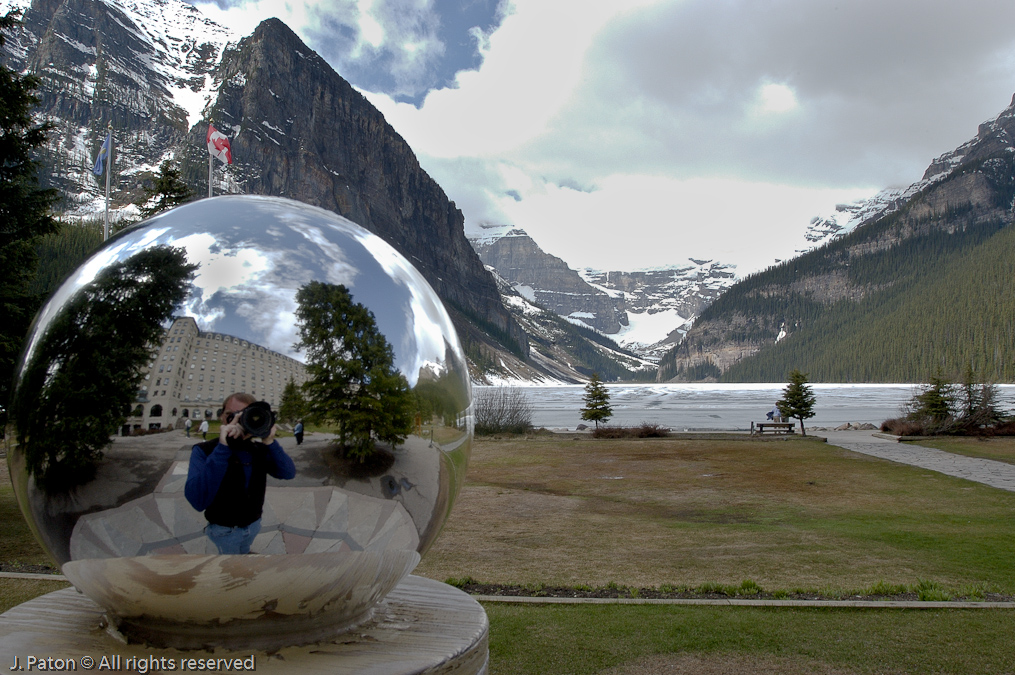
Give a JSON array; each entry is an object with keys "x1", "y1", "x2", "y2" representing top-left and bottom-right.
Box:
[
  {"x1": 466, "y1": 222, "x2": 527, "y2": 246},
  {"x1": 167, "y1": 73, "x2": 212, "y2": 130},
  {"x1": 615, "y1": 309, "x2": 689, "y2": 351},
  {"x1": 514, "y1": 284, "x2": 536, "y2": 302},
  {"x1": 261, "y1": 120, "x2": 285, "y2": 135}
]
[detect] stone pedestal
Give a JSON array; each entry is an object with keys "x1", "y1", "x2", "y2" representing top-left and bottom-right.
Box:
[{"x1": 0, "y1": 575, "x2": 488, "y2": 674}]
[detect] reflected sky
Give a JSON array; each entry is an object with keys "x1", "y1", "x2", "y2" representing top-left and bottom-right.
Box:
[{"x1": 29, "y1": 196, "x2": 462, "y2": 388}]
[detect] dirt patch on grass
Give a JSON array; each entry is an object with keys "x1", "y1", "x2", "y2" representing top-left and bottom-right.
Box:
[{"x1": 599, "y1": 653, "x2": 868, "y2": 675}]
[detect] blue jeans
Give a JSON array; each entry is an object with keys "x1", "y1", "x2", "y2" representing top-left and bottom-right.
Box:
[{"x1": 206, "y1": 519, "x2": 261, "y2": 554}]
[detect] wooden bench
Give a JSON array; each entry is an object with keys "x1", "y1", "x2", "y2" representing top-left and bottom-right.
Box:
[{"x1": 751, "y1": 421, "x2": 796, "y2": 435}]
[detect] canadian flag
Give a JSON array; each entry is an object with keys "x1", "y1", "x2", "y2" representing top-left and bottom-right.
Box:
[{"x1": 207, "y1": 124, "x2": 233, "y2": 164}]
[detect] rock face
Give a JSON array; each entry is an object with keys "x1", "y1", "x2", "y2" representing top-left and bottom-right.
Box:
[
  {"x1": 3, "y1": 0, "x2": 526, "y2": 361},
  {"x1": 658, "y1": 93, "x2": 1015, "y2": 381},
  {"x1": 190, "y1": 20, "x2": 527, "y2": 355},
  {"x1": 469, "y1": 226, "x2": 626, "y2": 334},
  {"x1": 3, "y1": 0, "x2": 225, "y2": 205}
]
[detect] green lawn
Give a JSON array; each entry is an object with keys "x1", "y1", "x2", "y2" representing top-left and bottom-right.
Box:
[
  {"x1": 4, "y1": 435, "x2": 1015, "y2": 674},
  {"x1": 915, "y1": 436, "x2": 1015, "y2": 465},
  {"x1": 0, "y1": 485, "x2": 51, "y2": 568},
  {"x1": 486, "y1": 603, "x2": 1015, "y2": 675},
  {"x1": 418, "y1": 436, "x2": 1015, "y2": 595}
]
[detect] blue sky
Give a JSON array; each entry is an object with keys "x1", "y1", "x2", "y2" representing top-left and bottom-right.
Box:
[{"x1": 192, "y1": 0, "x2": 1015, "y2": 274}]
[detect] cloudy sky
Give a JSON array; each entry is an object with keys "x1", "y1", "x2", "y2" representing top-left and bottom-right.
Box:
[{"x1": 192, "y1": 0, "x2": 1015, "y2": 274}]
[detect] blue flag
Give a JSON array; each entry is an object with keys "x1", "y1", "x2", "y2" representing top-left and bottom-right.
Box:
[{"x1": 92, "y1": 133, "x2": 110, "y2": 176}]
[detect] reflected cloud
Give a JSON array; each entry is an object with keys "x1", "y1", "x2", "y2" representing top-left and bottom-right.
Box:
[{"x1": 8, "y1": 196, "x2": 473, "y2": 649}]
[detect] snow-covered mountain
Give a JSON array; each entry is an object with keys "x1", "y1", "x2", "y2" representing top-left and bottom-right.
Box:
[
  {"x1": 1, "y1": 0, "x2": 236, "y2": 217},
  {"x1": 658, "y1": 92, "x2": 1015, "y2": 382},
  {"x1": 3, "y1": 0, "x2": 530, "y2": 372},
  {"x1": 579, "y1": 261, "x2": 736, "y2": 360},
  {"x1": 468, "y1": 173, "x2": 956, "y2": 369},
  {"x1": 468, "y1": 224, "x2": 628, "y2": 334},
  {"x1": 468, "y1": 223, "x2": 738, "y2": 362},
  {"x1": 797, "y1": 121, "x2": 992, "y2": 252}
]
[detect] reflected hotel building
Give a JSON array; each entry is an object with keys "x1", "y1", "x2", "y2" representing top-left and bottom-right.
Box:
[{"x1": 129, "y1": 316, "x2": 308, "y2": 431}]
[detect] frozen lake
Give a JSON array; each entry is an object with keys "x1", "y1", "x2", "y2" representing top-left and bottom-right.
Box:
[{"x1": 479, "y1": 383, "x2": 1015, "y2": 431}]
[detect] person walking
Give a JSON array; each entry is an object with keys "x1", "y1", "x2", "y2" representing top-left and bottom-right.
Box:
[
  {"x1": 294, "y1": 419, "x2": 304, "y2": 446},
  {"x1": 199, "y1": 418, "x2": 209, "y2": 440}
]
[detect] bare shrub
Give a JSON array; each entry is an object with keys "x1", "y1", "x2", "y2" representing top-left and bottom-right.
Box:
[
  {"x1": 592, "y1": 423, "x2": 670, "y2": 439},
  {"x1": 880, "y1": 418, "x2": 929, "y2": 436},
  {"x1": 988, "y1": 420, "x2": 1015, "y2": 436},
  {"x1": 474, "y1": 387, "x2": 533, "y2": 435}
]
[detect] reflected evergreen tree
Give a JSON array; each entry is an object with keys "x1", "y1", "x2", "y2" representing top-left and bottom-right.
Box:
[
  {"x1": 136, "y1": 160, "x2": 194, "y2": 220},
  {"x1": 581, "y1": 372, "x2": 612, "y2": 430},
  {"x1": 776, "y1": 369, "x2": 816, "y2": 436},
  {"x1": 294, "y1": 281, "x2": 413, "y2": 461},
  {"x1": 13, "y1": 246, "x2": 197, "y2": 491},
  {"x1": 0, "y1": 10, "x2": 59, "y2": 430},
  {"x1": 277, "y1": 377, "x2": 308, "y2": 425}
]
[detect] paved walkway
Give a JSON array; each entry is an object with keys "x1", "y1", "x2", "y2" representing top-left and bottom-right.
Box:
[{"x1": 820, "y1": 430, "x2": 1015, "y2": 492}]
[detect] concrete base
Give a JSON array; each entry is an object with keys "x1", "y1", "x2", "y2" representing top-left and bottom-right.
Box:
[{"x1": 0, "y1": 575, "x2": 488, "y2": 674}]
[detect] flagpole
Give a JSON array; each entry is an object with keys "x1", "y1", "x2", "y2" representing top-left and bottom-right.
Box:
[
  {"x1": 206, "y1": 124, "x2": 232, "y2": 195},
  {"x1": 104, "y1": 123, "x2": 112, "y2": 240}
]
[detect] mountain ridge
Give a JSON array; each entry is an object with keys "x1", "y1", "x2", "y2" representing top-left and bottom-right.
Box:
[
  {"x1": 3, "y1": 0, "x2": 537, "y2": 376},
  {"x1": 657, "y1": 93, "x2": 1015, "y2": 383}
]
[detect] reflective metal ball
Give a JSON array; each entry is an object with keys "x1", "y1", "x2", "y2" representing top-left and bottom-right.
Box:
[{"x1": 7, "y1": 196, "x2": 472, "y2": 649}]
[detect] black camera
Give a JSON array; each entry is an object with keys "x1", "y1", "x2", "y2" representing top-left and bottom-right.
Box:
[{"x1": 237, "y1": 401, "x2": 275, "y2": 438}]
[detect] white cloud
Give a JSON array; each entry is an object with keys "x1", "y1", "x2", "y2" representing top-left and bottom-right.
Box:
[
  {"x1": 494, "y1": 175, "x2": 875, "y2": 273},
  {"x1": 356, "y1": 0, "x2": 385, "y2": 49},
  {"x1": 364, "y1": 0, "x2": 660, "y2": 156},
  {"x1": 195, "y1": 0, "x2": 1015, "y2": 275},
  {"x1": 757, "y1": 83, "x2": 798, "y2": 115}
]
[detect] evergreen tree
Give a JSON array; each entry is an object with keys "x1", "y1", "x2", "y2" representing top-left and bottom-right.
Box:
[
  {"x1": 581, "y1": 372, "x2": 612, "y2": 430},
  {"x1": 31, "y1": 221, "x2": 103, "y2": 298},
  {"x1": 0, "y1": 10, "x2": 60, "y2": 430},
  {"x1": 137, "y1": 160, "x2": 194, "y2": 219},
  {"x1": 776, "y1": 369, "x2": 816, "y2": 436},
  {"x1": 908, "y1": 373, "x2": 955, "y2": 423},
  {"x1": 294, "y1": 281, "x2": 414, "y2": 461}
]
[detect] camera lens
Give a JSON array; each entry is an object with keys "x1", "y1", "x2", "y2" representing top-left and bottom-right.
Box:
[{"x1": 238, "y1": 402, "x2": 274, "y2": 438}]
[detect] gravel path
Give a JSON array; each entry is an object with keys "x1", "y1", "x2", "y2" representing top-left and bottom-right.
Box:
[{"x1": 820, "y1": 430, "x2": 1015, "y2": 492}]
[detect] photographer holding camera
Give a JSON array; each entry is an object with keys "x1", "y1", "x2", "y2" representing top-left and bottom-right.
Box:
[{"x1": 185, "y1": 392, "x2": 296, "y2": 554}]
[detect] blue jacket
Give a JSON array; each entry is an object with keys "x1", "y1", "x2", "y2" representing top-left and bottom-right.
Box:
[{"x1": 185, "y1": 438, "x2": 296, "y2": 526}]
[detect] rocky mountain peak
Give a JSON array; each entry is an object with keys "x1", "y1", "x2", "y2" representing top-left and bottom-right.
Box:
[
  {"x1": 4, "y1": 0, "x2": 528, "y2": 368},
  {"x1": 468, "y1": 225, "x2": 627, "y2": 335}
]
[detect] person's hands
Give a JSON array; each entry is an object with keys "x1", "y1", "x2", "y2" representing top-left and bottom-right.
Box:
[
  {"x1": 261, "y1": 424, "x2": 278, "y2": 445},
  {"x1": 219, "y1": 419, "x2": 248, "y2": 445}
]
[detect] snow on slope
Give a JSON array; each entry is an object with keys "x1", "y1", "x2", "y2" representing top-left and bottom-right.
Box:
[
  {"x1": 1, "y1": 0, "x2": 241, "y2": 221},
  {"x1": 98, "y1": 0, "x2": 237, "y2": 130}
]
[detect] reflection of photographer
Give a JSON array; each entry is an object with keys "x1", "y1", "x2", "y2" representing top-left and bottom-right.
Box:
[{"x1": 184, "y1": 393, "x2": 296, "y2": 554}]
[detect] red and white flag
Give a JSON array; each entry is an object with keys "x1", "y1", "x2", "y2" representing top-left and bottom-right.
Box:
[{"x1": 207, "y1": 124, "x2": 233, "y2": 164}]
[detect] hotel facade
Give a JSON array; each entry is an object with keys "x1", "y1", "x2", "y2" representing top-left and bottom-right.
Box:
[{"x1": 126, "y1": 317, "x2": 308, "y2": 433}]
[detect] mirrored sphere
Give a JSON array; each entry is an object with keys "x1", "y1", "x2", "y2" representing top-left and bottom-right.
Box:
[{"x1": 7, "y1": 196, "x2": 473, "y2": 649}]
